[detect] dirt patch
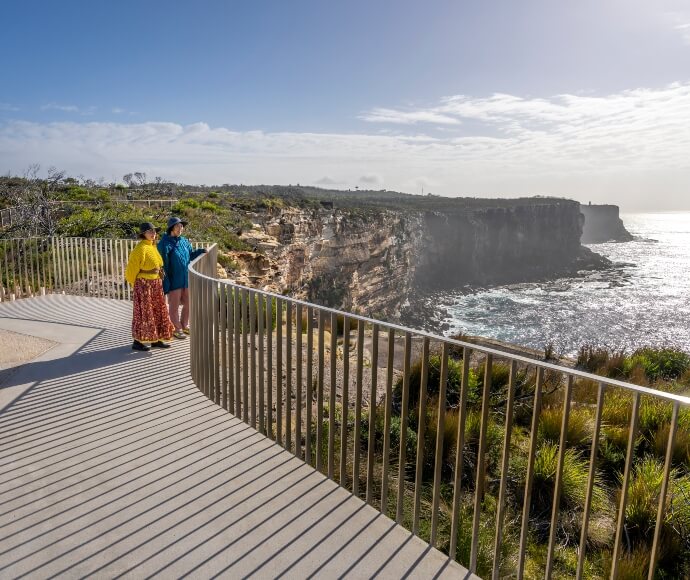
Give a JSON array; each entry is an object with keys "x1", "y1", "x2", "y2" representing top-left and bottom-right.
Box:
[{"x1": 0, "y1": 329, "x2": 57, "y2": 370}]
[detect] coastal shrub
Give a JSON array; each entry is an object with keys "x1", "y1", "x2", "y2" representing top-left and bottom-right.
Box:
[
  {"x1": 601, "y1": 548, "x2": 651, "y2": 580},
  {"x1": 529, "y1": 442, "x2": 608, "y2": 516},
  {"x1": 652, "y1": 423, "x2": 690, "y2": 466},
  {"x1": 576, "y1": 344, "x2": 627, "y2": 378},
  {"x1": 173, "y1": 197, "x2": 200, "y2": 211},
  {"x1": 623, "y1": 348, "x2": 690, "y2": 382},
  {"x1": 421, "y1": 399, "x2": 460, "y2": 478},
  {"x1": 459, "y1": 409, "x2": 504, "y2": 486},
  {"x1": 200, "y1": 200, "x2": 221, "y2": 213},
  {"x1": 474, "y1": 360, "x2": 512, "y2": 394},
  {"x1": 393, "y1": 354, "x2": 477, "y2": 412},
  {"x1": 638, "y1": 397, "x2": 673, "y2": 438},
  {"x1": 537, "y1": 406, "x2": 593, "y2": 448},
  {"x1": 602, "y1": 389, "x2": 634, "y2": 427},
  {"x1": 625, "y1": 457, "x2": 665, "y2": 540},
  {"x1": 599, "y1": 428, "x2": 629, "y2": 479},
  {"x1": 623, "y1": 456, "x2": 690, "y2": 568}
]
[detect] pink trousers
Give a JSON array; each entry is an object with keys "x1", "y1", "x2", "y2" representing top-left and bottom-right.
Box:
[{"x1": 167, "y1": 287, "x2": 189, "y2": 331}]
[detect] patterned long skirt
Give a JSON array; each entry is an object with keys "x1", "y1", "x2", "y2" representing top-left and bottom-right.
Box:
[{"x1": 132, "y1": 278, "x2": 175, "y2": 343}]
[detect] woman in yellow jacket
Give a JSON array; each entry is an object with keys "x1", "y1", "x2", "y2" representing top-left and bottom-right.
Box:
[{"x1": 125, "y1": 222, "x2": 175, "y2": 351}]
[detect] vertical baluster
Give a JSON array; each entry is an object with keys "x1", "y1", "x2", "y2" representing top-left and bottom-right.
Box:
[
  {"x1": 241, "y1": 288, "x2": 249, "y2": 422},
  {"x1": 353, "y1": 322, "x2": 365, "y2": 496},
  {"x1": 22, "y1": 237, "x2": 30, "y2": 296},
  {"x1": 546, "y1": 375, "x2": 574, "y2": 577},
  {"x1": 306, "y1": 306, "x2": 314, "y2": 465},
  {"x1": 296, "y1": 304, "x2": 303, "y2": 458},
  {"x1": 51, "y1": 237, "x2": 59, "y2": 293},
  {"x1": 266, "y1": 296, "x2": 273, "y2": 437},
  {"x1": 234, "y1": 288, "x2": 242, "y2": 417},
  {"x1": 205, "y1": 276, "x2": 212, "y2": 397},
  {"x1": 649, "y1": 402, "x2": 680, "y2": 578},
  {"x1": 517, "y1": 367, "x2": 545, "y2": 578},
  {"x1": 189, "y1": 272, "x2": 196, "y2": 383},
  {"x1": 470, "y1": 353, "x2": 494, "y2": 571},
  {"x1": 611, "y1": 392, "x2": 641, "y2": 579},
  {"x1": 117, "y1": 239, "x2": 125, "y2": 299},
  {"x1": 316, "y1": 309, "x2": 325, "y2": 471},
  {"x1": 491, "y1": 360, "x2": 518, "y2": 577},
  {"x1": 249, "y1": 290, "x2": 257, "y2": 427},
  {"x1": 227, "y1": 285, "x2": 235, "y2": 413},
  {"x1": 213, "y1": 281, "x2": 221, "y2": 404},
  {"x1": 257, "y1": 293, "x2": 265, "y2": 432},
  {"x1": 328, "y1": 312, "x2": 337, "y2": 480},
  {"x1": 366, "y1": 323, "x2": 379, "y2": 506},
  {"x1": 286, "y1": 301, "x2": 293, "y2": 452},
  {"x1": 413, "y1": 338, "x2": 430, "y2": 535},
  {"x1": 220, "y1": 284, "x2": 228, "y2": 410},
  {"x1": 430, "y1": 343, "x2": 449, "y2": 546},
  {"x1": 28, "y1": 237, "x2": 36, "y2": 295},
  {"x1": 109, "y1": 238, "x2": 116, "y2": 299},
  {"x1": 339, "y1": 317, "x2": 350, "y2": 486},
  {"x1": 396, "y1": 332, "x2": 412, "y2": 524},
  {"x1": 276, "y1": 297, "x2": 283, "y2": 445},
  {"x1": 93, "y1": 238, "x2": 100, "y2": 297},
  {"x1": 381, "y1": 327, "x2": 395, "y2": 512}
]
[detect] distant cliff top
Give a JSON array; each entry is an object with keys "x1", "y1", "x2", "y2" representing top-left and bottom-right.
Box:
[{"x1": 207, "y1": 184, "x2": 577, "y2": 214}]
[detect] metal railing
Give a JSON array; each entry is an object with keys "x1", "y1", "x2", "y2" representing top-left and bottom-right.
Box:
[
  {"x1": 189, "y1": 246, "x2": 690, "y2": 579},
  {"x1": 0, "y1": 236, "x2": 204, "y2": 302},
  {"x1": 3, "y1": 236, "x2": 689, "y2": 578}
]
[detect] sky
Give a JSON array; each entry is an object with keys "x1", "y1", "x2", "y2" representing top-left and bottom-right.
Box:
[{"x1": 1, "y1": 0, "x2": 689, "y2": 211}]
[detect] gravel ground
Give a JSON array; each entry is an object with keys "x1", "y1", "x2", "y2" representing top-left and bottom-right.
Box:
[{"x1": 0, "y1": 328, "x2": 57, "y2": 370}]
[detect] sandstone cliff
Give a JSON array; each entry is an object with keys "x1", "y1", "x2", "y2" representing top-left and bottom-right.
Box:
[
  {"x1": 224, "y1": 197, "x2": 609, "y2": 323},
  {"x1": 580, "y1": 203, "x2": 633, "y2": 243}
]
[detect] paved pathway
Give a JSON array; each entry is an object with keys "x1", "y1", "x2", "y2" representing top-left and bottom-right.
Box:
[{"x1": 0, "y1": 295, "x2": 472, "y2": 579}]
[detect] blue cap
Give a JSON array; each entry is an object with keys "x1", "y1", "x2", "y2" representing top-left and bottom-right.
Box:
[{"x1": 167, "y1": 216, "x2": 188, "y2": 230}]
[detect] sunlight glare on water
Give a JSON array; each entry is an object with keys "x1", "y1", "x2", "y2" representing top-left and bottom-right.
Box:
[{"x1": 443, "y1": 212, "x2": 690, "y2": 356}]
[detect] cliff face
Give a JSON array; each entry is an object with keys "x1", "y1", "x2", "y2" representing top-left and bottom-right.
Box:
[
  {"x1": 227, "y1": 199, "x2": 609, "y2": 320},
  {"x1": 416, "y1": 201, "x2": 588, "y2": 289},
  {"x1": 580, "y1": 204, "x2": 633, "y2": 243},
  {"x1": 233, "y1": 207, "x2": 422, "y2": 317}
]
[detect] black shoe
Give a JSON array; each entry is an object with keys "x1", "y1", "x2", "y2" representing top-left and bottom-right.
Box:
[
  {"x1": 151, "y1": 341, "x2": 172, "y2": 349},
  {"x1": 132, "y1": 340, "x2": 151, "y2": 351}
]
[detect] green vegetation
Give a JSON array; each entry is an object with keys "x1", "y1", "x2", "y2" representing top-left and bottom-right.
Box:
[{"x1": 292, "y1": 343, "x2": 690, "y2": 578}]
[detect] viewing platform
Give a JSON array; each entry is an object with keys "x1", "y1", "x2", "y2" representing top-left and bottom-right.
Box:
[
  {"x1": 2, "y1": 235, "x2": 689, "y2": 579},
  {"x1": 0, "y1": 295, "x2": 468, "y2": 578}
]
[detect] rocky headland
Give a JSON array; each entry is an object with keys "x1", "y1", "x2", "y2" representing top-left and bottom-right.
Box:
[
  {"x1": 222, "y1": 192, "x2": 611, "y2": 328},
  {"x1": 579, "y1": 203, "x2": 634, "y2": 243}
]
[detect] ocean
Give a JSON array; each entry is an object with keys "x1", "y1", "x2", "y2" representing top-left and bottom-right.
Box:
[{"x1": 442, "y1": 212, "x2": 690, "y2": 357}]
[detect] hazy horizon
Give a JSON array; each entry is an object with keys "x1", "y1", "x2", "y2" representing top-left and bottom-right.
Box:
[{"x1": 2, "y1": 0, "x2": 689, "y2": 213}]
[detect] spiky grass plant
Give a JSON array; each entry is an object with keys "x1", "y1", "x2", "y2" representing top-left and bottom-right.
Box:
[{"x1": 538, "y1": 406, "x2": 593, "y2": 449}]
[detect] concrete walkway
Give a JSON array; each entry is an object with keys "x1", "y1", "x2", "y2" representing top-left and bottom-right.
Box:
[{"x1": 0, "y1": 295, "x2": 472, "y2": 579}]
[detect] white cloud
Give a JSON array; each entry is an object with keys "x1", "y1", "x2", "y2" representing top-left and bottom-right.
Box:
[
  {"x1": 359, "y1": 108, "x2": 461, "y2": 125},
  {"x1": 0, "y1": 102, "x2": 20, "y2": 112},
  {"x1": 676, "y1": 22, "x2": 690, "y2": 44},
  {"x1": 2, "y1": 81, "x2": 690, "y2": 211},
  {"x1": 41, "y1": 103, "x2": 80, "y2": 112},
  {"x1": 41, "y1": 103, "x2": 97, "y2": 115}
]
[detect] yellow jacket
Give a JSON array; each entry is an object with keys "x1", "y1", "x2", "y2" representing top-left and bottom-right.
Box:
[{"x1": 125, "y1": 239, "x2": 164, "y2": 286}]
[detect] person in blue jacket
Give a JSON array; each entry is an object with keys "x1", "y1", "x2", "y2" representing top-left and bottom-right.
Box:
[{"x1": 158, "y1": 217, "x2": 207, "y2": 339}]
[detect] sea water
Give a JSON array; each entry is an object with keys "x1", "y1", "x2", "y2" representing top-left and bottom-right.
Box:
[{"x1": 443, "y1": 212, "x2": 690, "y2": 357}]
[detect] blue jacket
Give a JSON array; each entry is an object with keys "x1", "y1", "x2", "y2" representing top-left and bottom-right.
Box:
[{"x1": 157, "y1": 234, "x2": 206, "y2": 294}]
